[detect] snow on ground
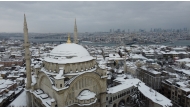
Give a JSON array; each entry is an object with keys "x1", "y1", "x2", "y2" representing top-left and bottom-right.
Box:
[{"x1": 9, "y1": 90, "x2": 27, "y2": 107}]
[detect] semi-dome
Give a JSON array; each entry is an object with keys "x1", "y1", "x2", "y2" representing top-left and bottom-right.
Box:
[{"x1": 44, "y1": 43, "x2": 94, "y2": 64}]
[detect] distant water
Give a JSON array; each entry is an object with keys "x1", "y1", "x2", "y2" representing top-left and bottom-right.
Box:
[
  {"x1": 158, "y1": 40, "x2": 190, "y2": 46},
  {"x1": 80, "y1": 40, "x2": 190, "y2": 47},
  {"x1": 80, "y1": 42, "x2": 117, "y2": 47},
  {"x1": 11, "y1": 36, "x2": 190, "y2": 47}
]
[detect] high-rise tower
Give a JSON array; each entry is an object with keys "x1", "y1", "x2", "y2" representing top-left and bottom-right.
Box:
[
  {"x1": 23, "y1": 14, "x2": 32, "y2": 107},
  {"x1": 74, "y1": 18, "x2": 78, "y2": 44}
]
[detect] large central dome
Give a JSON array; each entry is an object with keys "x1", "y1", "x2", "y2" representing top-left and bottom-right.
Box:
[
  {"x1": 50, "y1": 43, "x2": 90, "y2": 57},
  {"x1": 44, "y1": 43, "x2": 94, "y2": 64}
]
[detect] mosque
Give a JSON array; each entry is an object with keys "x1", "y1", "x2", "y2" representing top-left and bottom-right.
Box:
[{"x1": 23, "y1": 14, "x2": 107, "y2": 107}]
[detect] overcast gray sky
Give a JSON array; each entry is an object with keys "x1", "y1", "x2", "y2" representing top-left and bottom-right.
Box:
[{"x1": 0, "y1": 1, "x2": 190, "y2": 33}]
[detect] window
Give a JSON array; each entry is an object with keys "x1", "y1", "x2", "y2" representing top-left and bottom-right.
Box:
[
  {"x1": 60, "y1": 84, "x2": 62, "y2": 88},
  {"x1": 127, "y1": 97, "x2": 129, "y2": 102}
]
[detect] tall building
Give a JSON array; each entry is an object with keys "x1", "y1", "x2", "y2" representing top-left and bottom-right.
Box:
[
  {"x1": 74, "y1": 18, "x2": 78, "y2": 44},
  {"x1": 25, "y1": 17, "x2": 107, "y2": 107}
]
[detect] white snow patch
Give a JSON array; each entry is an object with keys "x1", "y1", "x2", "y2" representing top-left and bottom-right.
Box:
[
  {"x1": 9, "y1": 90, "x2": 27, "y2": 107},
  {"x1": 77, "y1": 90, "x2": 96, "y2": 100},
  {"x1": 138, "y1": 82, "x2": 172, "y2": 107}
]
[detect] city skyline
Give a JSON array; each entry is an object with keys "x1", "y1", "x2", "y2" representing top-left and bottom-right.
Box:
[{"x1": 0, "y1": 1, "x2": 190, "y2": 33}]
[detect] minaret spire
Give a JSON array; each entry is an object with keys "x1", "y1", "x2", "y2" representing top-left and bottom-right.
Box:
[
  {"x1": 67, "y1": 33, "x2": 71, "y2": 43},
  {"x1": 23, "y1": 14, "x2": 32, "y2": 90},
  {"x1": 74, "y1": 18, "x2": 78, "y2": 44}
]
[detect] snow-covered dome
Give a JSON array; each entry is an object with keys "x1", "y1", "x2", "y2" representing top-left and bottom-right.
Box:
[
  {"x1": 44, "y1": 43, "x2": 94, "y2": 64},
  {"x1": 50, "y1": 43, "x2": 90, "y2": 57}
]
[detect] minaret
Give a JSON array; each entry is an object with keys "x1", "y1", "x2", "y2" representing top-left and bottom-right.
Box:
[
  {"x1": 23, "y1": 14, "x2": 32, "y2": 107},
  {"x1": 23, "y1": 14, "x2": 32, "y2": 89},
  {"x1": 74, "y1": 18, "x2": 78, "y2": 44}
]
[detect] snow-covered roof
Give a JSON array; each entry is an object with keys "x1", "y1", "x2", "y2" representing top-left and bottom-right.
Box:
[
  {"x1": 129, "y1": 54, "x2": 147, "y2": 60},
  {"x1": 109, "y1": 53, "x2": 120, "y2": 58},
  {"x1": 77, "y1": 90, "x2": 96, "y2": 100},
  {"x1": 16, "y1": 77, "x2": 25, "y2": 81},
  {"x1": 173, "y1": 68, "x2": 190, "y2": 75},
  {"x1": 138, "y1": 82, "x2": 172, "y2": 107},
  {"x1": 176, "y1": 82, "x2": 187, "y2": 88},
  {"x1": 187, "y1": 94, "x2": 190, "y2": 98},
  {"x1": 40, "y1": 94, "x2": 49, "y2": 99},
  {"x1": 44, "y1": 43, "x2": 94, "y2": 64},
  {"x1": 176, "y1": 58, "x2": 190, "y2": 63},
  {"x1": 0, "y1": 79, "x2": 15, "y2": 90},
  {"x1": 107, "y1": 77, "x2": 140, "y2": 94},
  {"x1": 35, "y1": 89, "x2": 44, "y2": 95},
  {"x1": 32, "y1": 89, "x2": 54, "y2": 107},
  {"x1": 141, "y1": 66, "x2": 161, "y2": 75},
  {"x1": 186, "y1": 63, "x2": 190, "y2": 68}
]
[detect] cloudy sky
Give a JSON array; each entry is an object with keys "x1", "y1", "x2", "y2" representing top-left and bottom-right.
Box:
[{"x1": 0, "y1": 1, "x2": 190, "y2": 33}]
